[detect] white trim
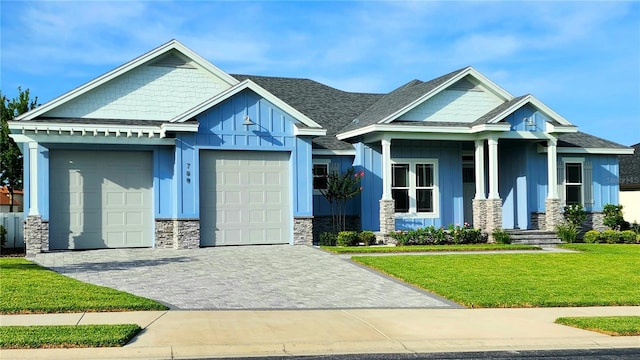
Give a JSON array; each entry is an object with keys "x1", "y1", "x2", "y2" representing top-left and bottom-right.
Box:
[
  {"x1": 499, "y1": 131, "x2": 553, "y2": 140},
  {"x1": 487, "y1": 137, "x2": 499, "y2": 199},
  {"x1": 474, "y1": 139, "x2": 486, "y2": 200},
  {"x1": 561, "y1": 158, "x2": 585, "y2": 206},
  {"x1": 470, "y1": 124, "x2": 511, "y2": 133},
  {"x1": 546, "y1": 122, "x2": 578, "y2": 133},
  {"x1": 160, "y1": 122, "x2": 199, "y2": 133},
  {"x1": 381, "y1": 136, "x2": 392, "y2": 200},
  {"x1": 312, "y1": 149, "x2": 355, "y2": 156},
  {"x1": 547, "y1": 138, "x2": 558, "y2": 199},
  {"x1": 10, "y1": 134, "x2": 176, "y2": 146},
  {"x1": 294, "y1": 127, "x2": 327, "y2": 136},
  {"x1": 28, "y1": 142, "x2": 40, "y2": 216},
  {"x1": 379, "y1": 67, "x2": 513, "y2": 125},
  {"x1": 9, "y1": 122, "x2": 166, "y2": 139},
  {"x1": 537, "y1": 145, "x2": 634, "y2": 155},
  {"x1": 16, "y1": 40, "x2": 238, "y2": 121},
  {"x1": 390, "y1": 157, "x2": 439, "y2": 217},
  {"x1": 170, "y1": 79, "x2": 325, "y2": 132}
]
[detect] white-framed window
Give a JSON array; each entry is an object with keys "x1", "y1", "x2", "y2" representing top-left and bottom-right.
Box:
[
  {"x1": 391, "y1": 159, "x2": 438, "y2": 216},
  {"x1": 565, "y1": 162, "x2": 583, "y2": 205},
  {"x1": 312, "y1": 160, "x2": 331, "y2": 194},
  {"x1": 558, "y1": 157, "x2": 593, "y2": 206}
]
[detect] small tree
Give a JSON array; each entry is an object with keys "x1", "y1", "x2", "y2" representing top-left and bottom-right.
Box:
[
  {"x1": 563, "y1": 204, "x2": 586, "y2": 227},
  {"x1": 319, "y1": 167, "x2": 364, "y2": 233},
  {"x1": 1, "y1": 87, "x2": 39, "y2": 212}
]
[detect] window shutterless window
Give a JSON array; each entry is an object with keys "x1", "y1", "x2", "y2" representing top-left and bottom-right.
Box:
[
  {"x1": 391, "y1": 159, "x2": 438, "y2": 215},
  {"x1": 312, "y1": 163, "x2": 329, "y2": 190}
]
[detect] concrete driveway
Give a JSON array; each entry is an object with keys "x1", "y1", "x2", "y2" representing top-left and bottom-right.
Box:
[{"x1": 32, "y1": 245, "x2": 458, "y2": 310}]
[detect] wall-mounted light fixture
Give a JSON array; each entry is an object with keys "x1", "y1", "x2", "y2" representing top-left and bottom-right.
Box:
[
  {"x1": 524, "y1": 116, "x2": 536, "y2": 128},
  {"x1": 242, "y1": 115, "x2": 255, "y2": 129}
]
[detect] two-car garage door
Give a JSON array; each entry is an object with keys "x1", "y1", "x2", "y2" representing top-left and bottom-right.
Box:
[
  {"x1": 200, "y1": 151, "x2": 291, "y2": 246},
  {"x1": 49, "y1": 150, "x2": 153, "y2": 250}
]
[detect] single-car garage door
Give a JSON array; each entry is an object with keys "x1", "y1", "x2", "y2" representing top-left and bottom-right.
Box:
[
  {"x1": 49, "y1": 150, "x2": 153, "y2": 250},
  {"x1": 200, "y1": 150, "x2": 290, "y2": 246}
]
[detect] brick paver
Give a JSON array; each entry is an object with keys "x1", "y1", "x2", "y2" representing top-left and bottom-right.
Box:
[{"x1": 32, "y1": 245, "x2": 458, "y2": 310}]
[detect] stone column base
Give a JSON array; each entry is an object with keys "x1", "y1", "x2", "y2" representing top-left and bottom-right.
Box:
[
  {"x1": 545, "y1": 199, "x2": 562, "y2": 231},
  {"x1": 24, "y1": 215, "x2": 49, "y2": 257},
  {"x1": 155, "y1": 219, "x2": 200, "y2": 249},
  {"x1": 293, "y1": 217, "x2": 313, "y2": 245},
  {"x1": 472, "y1": 199, "x2": 487, "y2": 231},
  {"x1": 378, "y1": 199, "x2": 395, "y2": 244}
]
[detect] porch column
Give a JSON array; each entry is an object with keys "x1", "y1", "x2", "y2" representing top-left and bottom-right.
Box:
[
  {"x1": 379, "y1": 136, "x2": 395, "y2": 243},
  {"x1": 25, "y1": 142, "x2": 49, "y2": 256},
  {"x1": 381, "y1": 136, "x2": 392, "y2": 200},
  {"x1": 28, "y1": 142, "x2": 40, "y2": 216},
  {"x1": 472, "y1": 139, "x2": 487, "y2": 230},
  {"x1": 485, "y1": 137, "x2": 502, "y2": 236},
  {"x1": 545, "y1": 137, "x2": 562, "y2": 231},
  {"x1": 487, "y1": 137, "x2": 499, "y2": 200}
]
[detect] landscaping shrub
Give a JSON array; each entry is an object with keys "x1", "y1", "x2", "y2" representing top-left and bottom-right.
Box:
[
  {"x1": 603, "y1": 204, "x2": 629, "y2": 231},
  {"x1": 583, "y1": 230, "x2": 601, "y2": 243},
  {"x1": 336, "y1": 231, "x2": 358, "y2": 247},
  {"x1": 563, "y1": 204, "x2": 586, "y2": 227},
  {"x1": 358, "y1": 231, "x2": 376, "y2": 246},
  {"x1": 389, "y1": 225, "x2": 487, "y2": 245},
  {"x1": 619, "y1": 230, "x2": 637, "y2": 244},
  {"x1": 492, "y1": 228, "x2": 511, "y2": 244},
  {"x1": 556, "y1": 223, "x2": 579, "y2": 243},
  {"x1": 602, "y1": 229, "x2": 620, "y2": 244},
  {"x1": 319, "y1": 232, "x2": 337, "y2": 246}
]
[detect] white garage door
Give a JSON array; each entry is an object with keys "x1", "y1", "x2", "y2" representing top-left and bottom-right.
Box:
[
  {"x1": 200, "y1": 151, "x2": 290, "y2": 246},
  {"x1": 49, "y1": 150, "x2": 153, "y2": 250}
]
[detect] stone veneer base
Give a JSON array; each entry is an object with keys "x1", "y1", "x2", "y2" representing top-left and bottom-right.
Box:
[
  {"x1": 545, "y1": 199, "x2": 563, "y2": 232},
  {"x1": 155, "y1": 219, "x2": 200, "y2": 249},
  {"x1": 293, "y1": 217, "x2": 314, "y2": 245},
  {"x1": 24, "y1": 215, "x2": 49, "y2": 257},
  {"x1": 378, "y1": 199, "x2": 396, "y2": 244}
]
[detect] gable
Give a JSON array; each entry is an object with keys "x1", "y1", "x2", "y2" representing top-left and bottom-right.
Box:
[
  {"x1": 43, "y1": 50, "x2": 232, "y2": 121},
  {"x1": 396, "y1": 76, "x2": 504, "y2": 123}
]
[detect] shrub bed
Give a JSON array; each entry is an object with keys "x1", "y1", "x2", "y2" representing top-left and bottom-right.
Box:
[
  {"x1": 582, "y1": 229, "x2": 639, "y2": 244},
  {"x1": 389, "y1": 224, "x2": 487, "y2": 246}
]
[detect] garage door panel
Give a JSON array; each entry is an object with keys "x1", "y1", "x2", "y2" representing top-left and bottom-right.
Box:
[
  {"x1": 200, "y1": 150, "x2": 290, "y2": 246},
  {"x1": 50, "y1": 150, "x2": 152, "y2": 250}
]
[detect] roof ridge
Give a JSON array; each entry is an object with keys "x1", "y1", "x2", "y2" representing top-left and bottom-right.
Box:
[{"x1": 231, "y1": 74, "x2": 383, "y2": 96}]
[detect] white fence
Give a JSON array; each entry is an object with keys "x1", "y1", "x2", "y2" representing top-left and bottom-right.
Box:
[{"x1": 1, "y1": 212, "x2": 24, "y2": 248}]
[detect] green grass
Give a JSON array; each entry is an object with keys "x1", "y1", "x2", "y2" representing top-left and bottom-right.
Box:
[
  {"x1": 555, "y1": 316, "x2": 640, "y2": 336},
  {"x1": 353, "y1": 244, "x2": 640, "y2": 308},
  {"x1": 0, "y1": 324, "x2": 141, "y2": 349},
  {"x1": 0, "y1": 258, "x2": 168, "y2": 314},
  {"x1": 322, "y1": 244, "x2": 540, "y2": 254}
]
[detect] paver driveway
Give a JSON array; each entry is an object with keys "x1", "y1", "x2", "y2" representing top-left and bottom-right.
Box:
[{"x1": 32, "y1": 245, "x2": 458, "y2": 310}]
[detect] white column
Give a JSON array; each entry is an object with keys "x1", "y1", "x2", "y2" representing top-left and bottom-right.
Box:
[
  {"x1": 28, "y1": 142, "x2": 40, "y2": 216},
  {"x1": 547, "y1": 137, "x2": 558, "y2": 199},
  {"x1": 474, "y1": 139, "x2": 485, "y2": 200},
  {"x1": 487, "y1": 137, "x2": 500, "y2": 199},
  {"x1": 381, "y1": 136, "x2": 392, "y2": 200}
]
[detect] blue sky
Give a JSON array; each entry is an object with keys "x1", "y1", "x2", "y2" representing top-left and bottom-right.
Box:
[{"x1": 1, "y1": 1, "x2": 639, "y2": 145}]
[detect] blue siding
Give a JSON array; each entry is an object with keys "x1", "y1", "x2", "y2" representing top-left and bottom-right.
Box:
[
  {"x1": 587, "y1": 155, "x2": 619, "y2": 211},
  {"x1": 359, "y1": 143, "x2": 383, "y2": 231},
  {"x1": 505, "y1": 104, "x2": 548, "y2": 132},
  {"x1": 182, "y1": 88, "x2": 313, "y2": 218},
  {"x1": 312, "y1": 155, "x2": 360, "y2": 216},
  {"x1": 392, "y1": 140, "x2": 463, "y2": 229},
  {"x1": 499, "y1": 141, "x2": 536, "y2": 229},
  {"x1": 154, "y1": 146, "x2": 175, "y2": 218}
]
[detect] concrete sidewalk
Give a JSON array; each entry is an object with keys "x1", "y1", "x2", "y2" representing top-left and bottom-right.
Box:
[{"x1": 1, "y1": 307, "x2": 639, "y2": 359}]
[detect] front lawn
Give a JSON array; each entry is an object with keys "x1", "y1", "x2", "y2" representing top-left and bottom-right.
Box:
[
  {"x1": 0, "y1": 324, "x2": 141, "y2": 349},
  {"x1": 352, "y1": 244, "x2": 640, "y2": 308},
  {"x1": 322, "y1": 244, "x2": 540, "y2": 254},
  {"x1": 0, "y1": 258, "x2": 168, "y2": 314},
  {"x1": 555, "y1": 316, "x2": 640, "y2": 336}
]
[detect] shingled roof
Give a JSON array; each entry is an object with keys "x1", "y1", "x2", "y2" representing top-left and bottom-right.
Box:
[
  {"x1": 619, "y1": 143, "x2": 640, "y2": 188},
  {"x1": 232, "y1": 74, "x2": 382, "y2": 150},
  {"x1": 557, "y1": 132, "x2": 630, "y2": 149},
  {"x1": 339, "y1": 67, "x2": 470, "y2": 133}
]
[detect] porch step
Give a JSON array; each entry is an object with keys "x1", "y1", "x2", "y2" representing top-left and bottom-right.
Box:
[{"x1": 505, "y1": 230, "x2": 562, "y2": 245}]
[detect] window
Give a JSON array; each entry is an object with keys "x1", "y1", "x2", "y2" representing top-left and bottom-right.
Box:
[
  {"x1": 565, "y1": 162, "x2": 582, "y2": 205},
  {"x1": 312, "y1": 162, "x2": 329, "y2": 192},
  {"x1": 391, "y1": 159, "x2": 438, "y2": 215}
]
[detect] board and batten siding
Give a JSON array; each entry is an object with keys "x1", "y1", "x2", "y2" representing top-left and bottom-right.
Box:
[
  {"x1": 169, "y1": 89, "x2": 313, "y2": 220},
  {"x1": 504, "y1": 104, "x2": 549, "y2": 132}
]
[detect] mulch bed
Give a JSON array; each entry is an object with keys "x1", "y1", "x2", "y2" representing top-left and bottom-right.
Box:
[{"x1": 0, "y1": 248, "x2": 26, "y2": 257}]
